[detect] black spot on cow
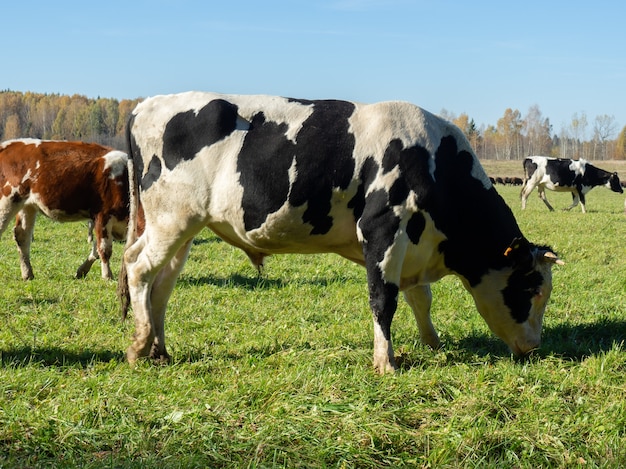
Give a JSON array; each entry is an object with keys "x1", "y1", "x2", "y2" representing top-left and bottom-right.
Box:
[
  {"x1": 237, "y1": 112, "x2": 294, "y2": 231},
  {"x1": 359, "y1": 189, "x2": 401, "y2": 264},
  {"x1": 502, "y1": 268, "x2": 544, "y2": 323},
  {"x1": 238, "y1": 100, "x2": 356, "y2": 234},
  {"x1": 406, "y1": 212, "x2": 426, "y2": 245},
  {"x1": 161, "y1": 99, "x2": 239, "y2": 170},
  {"x1": 347, "y1": 156, "x2": 378, "y2": 223},
  {"x1": 128, "y1": 114, "x2": 160, "y2": 192},
  {"x1": 288, "y1": 100, "x2": 356, "y2": 234},
  {"x1": 141, "y1": 155, "x2": 162, "y2": 191},
  {"x1": 359, "y1": 188, "x2": 402, "y2": 339},
  {"x1": 430, "y1": 136, "x2": 521, "y2": 286},
  {"x1": 544, "y1": 158, "x2": 577, "y2": 187},
  {"x1": 383, "y1": 139, "x2": 434, "y2": 207}
]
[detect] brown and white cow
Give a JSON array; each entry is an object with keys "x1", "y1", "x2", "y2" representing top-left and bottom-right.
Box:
[
  {"x1": 0, "y1": 139, "x2": 129, "y2": 280},
  {"x1": 119, "y1": 92, "x2": 563, "y2": 373}
]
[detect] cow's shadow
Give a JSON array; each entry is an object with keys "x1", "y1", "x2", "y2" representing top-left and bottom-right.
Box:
[
  {"x1": 452, "y1": 317, "x2": 626, "y2": 362},
  {"x1": 3, "y1": 317, "x2": 624, "y2": 369},
  {"x1": 0, "y1": 346, "x2": 124, "y2": 368},
  {"x1": 176, "y1": 272, "x2": 351, "y2": 289}
]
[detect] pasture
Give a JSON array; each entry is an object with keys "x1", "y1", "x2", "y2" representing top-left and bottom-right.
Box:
[{"x1": 0, "y1": 159, "x2": 625, "y2": 468}]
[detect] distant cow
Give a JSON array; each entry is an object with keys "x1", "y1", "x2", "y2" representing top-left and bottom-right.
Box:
[
  {"x1": 521, "y1": 156, "x2": 623, "y2": 213},
  {"x1": 119, "y1": 92, "x2": 562, "y2": 374},
  {"x1": 0, "y1": 139, "x2": 129, "y2": 280}
]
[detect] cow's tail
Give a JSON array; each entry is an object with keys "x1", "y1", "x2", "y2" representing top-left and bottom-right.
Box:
[
  {"x1": 117, "y1": 119, "x2": 140, "y2": 321},
  {"x1": 520, "y1": 159, "x2": 530, "y2": 199}
]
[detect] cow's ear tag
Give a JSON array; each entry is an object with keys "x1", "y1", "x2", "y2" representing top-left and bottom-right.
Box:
[
  {"x1": 504, "y1": 237, "x2": 525, "y2": 257},
  {"x1": 504, "y1": 237, "x2": 532, "y2": 267}
]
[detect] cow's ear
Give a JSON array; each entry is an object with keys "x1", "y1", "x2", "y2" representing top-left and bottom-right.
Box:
[
  {"x1": 503, "y1": 237, "x2": 533, "y2": 268},
  {"x1": 538, "y1": 249, "x2": 565, "y2": 266}
]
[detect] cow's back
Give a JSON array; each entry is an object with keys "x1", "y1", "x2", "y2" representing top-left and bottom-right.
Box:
[{"x1": 128, "y1": 93, "x2": 488, "y2": 260}]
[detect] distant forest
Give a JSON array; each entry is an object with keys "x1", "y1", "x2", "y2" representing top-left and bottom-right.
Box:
[
  {"x1": 1, "y1": 90, "x2": 625, "y2": 160},
  {"x1": 0, "y1": 90, "x2": 141, "y2": 150}
]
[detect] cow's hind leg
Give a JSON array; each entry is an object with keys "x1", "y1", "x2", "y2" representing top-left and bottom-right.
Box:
[
  {"x1": 77, "y1": 217, "x2": 115, "y2": 279},
  {"x1": 76, "y1": 220, "x2": 99, "y2": 278},
  {"x1": 13, "y1": 208, "x2": 37, "y2": 281},
  {"x1": 403, "y1": 284, "x2": 440, "y2": 350},
  {"x1": 520, "y1": 182, "x2": 532, "y2": 209},
  {"x1": 537, "y1": 187, "x2": 554, "y2": 211}
]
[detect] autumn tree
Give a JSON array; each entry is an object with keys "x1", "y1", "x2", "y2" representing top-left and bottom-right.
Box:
[
  {"x1": 615, "y1": 126, "x2": 626, "y2": 160},
  {"x1": 592, "y1": 114, "x2": 618, "y2": 160},
  {"x1": 523, "y1": 105, "x2": 552, "y2": 157},
  {"x1": 496, "y1": 108, "x2": 523, "y2": 159}
]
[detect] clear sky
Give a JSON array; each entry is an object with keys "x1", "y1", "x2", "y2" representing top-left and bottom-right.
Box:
[{"x1": 4, "y1": 0, "x2": 625, "y2": 134}]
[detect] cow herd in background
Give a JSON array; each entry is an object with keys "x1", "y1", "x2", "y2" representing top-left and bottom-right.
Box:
[{"x1": 0, "y1": 93, "x2": 623, "y2": 374}]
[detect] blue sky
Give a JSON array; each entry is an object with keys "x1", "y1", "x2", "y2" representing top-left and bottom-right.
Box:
[{"x1": 5, "y1": 1, "x2": 625, "y2": 134}]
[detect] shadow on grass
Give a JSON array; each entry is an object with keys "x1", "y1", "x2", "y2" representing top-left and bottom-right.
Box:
[
  {"x1": 454, "y1": 317, "x2": 626, "y2": 362},
  {"x1": 4, "y1": 319, "x2": 624, "y2": 370},
  {"x1": 0, "y1": 346, "x2": 125, "y2": 368},
  {"x1": 176, "y1": 272, "x2": 357, "y2": 289}
]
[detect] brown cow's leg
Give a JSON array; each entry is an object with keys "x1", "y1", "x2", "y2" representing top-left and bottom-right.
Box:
[
  {"x1": 96, "y1": 218, "x2": 114, "y2": 280},
  {"x1": 13, "y1": 208, "x2": 37, "y2": 281},
  {"x1": 76, "y1": 220, "x2": 99, "y2": 278}
]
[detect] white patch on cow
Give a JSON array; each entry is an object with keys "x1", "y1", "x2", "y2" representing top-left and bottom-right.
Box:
[
  {"x1": 21, "y1": 167, "x2": 35, "y2": 184},
  {"x1": 242, "y1": 95, "x2": 313, "y2": 144},
  {"x1": 287, "y1": 154, "x2": 298, "y2": 187},
  {"x1": 102, "y1": 150, "x2": 129, "y2": 179},
  {"x1": 569, "y1": 158, "x2": 586, "y2": 176},
  {"x1": 132, "y1": 93, "x2": 314, "y2": 175},
  {"x1": 377, "y1": 229, "x2": 408, "y2": 285},
  {"x1": 372, "y1": 319, "x2": 395, "y2": 373},
  {"x1": 0, "y1": 185, "x2": 20, "y2": 222},
  {"x1": 0, "y1": 138, "x2": 43, "y2": 150},
  {"x1": 348, "y1": 101, "x2": 490, "y2": 190}
]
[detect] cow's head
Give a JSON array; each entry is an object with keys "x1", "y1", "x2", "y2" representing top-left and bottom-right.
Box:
[
  {"x1": 463, "y1": 238, "x2": 563, "y2": 356},
  {"x1": 608, "y1": 172, "x2": 623, "y2": 194}
]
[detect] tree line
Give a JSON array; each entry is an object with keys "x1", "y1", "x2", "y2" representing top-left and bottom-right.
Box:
[
  {"x1": 1, "y1": 90, "x2": 625, "y2": 160},
  {"x1": 442, "y1": 105, "x2": 625, "y2": 160},
  {"x1": 0, "y1": 90, "x2": 141, "y2": 149}
]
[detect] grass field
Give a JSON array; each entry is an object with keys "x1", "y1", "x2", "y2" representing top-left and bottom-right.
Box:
[{"x1": 0, "y1": 160, "x2": 625, "y2": 468}]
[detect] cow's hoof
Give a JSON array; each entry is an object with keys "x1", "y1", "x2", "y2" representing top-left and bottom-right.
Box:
[{"x1": 373, "y1": 359, "x2": 397, "y2": 375}]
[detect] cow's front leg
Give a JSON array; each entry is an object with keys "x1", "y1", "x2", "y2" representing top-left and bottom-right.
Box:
[
  {"x1": 403, "y1": 284, "x2": 440, "y2": 350},
  {"x1": 148, "y1": 238, "x2": 195, "y2": 362},
  {"x1": 366, "y1": 265, "x2": 400, "y2": 374},
  {"x1": 124, "y1": 236, "x2": 157, "y2": 363},
  {"x1": 13, "y1": 208, "x2": 37, "y2": 281},
  {"x1": 565, "y1": 192, "x2": 582, "y2": 212}
]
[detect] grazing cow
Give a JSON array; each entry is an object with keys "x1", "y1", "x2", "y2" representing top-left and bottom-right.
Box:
[
  {"x1": 119, "y1": 92, "x2": 562, "y2": 374},
  {"x1": 521, "y1": 156, "x2": 623, "y2": 213},
  {"x1": 0, "y1": 139, "x2": 129, "y2": 280}
]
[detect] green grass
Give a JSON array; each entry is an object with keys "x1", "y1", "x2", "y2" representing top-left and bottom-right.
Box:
[{"x1": 0, "y1": 182, "x2": 625, "y2": 468}]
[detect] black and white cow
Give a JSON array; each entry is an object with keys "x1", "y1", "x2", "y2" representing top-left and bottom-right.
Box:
[
  {"x1": 119, "y1": 92, "x2": 562, "y2": 374},
  {"x1": 521, "y1": 156, "x2": 623, "y2": 213}
]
